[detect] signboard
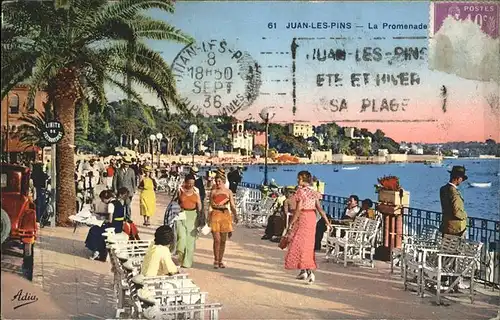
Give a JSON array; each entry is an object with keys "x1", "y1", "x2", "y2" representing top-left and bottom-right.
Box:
[
  {"x1": 142, "y1": 1, "x2": 500, "y2": 142},
  {"x1": 42, "y1": 121, "x2": 64, "y2": 144}
]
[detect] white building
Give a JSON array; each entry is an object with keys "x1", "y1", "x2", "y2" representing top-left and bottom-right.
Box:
[
  {"x1": 411, "y1": 144, "x2": 424, "y2": 155},
  {"x1": 229, "y1": 120, "x2": 254, "y2": 153},
  {"x1": 345, "y1": 127, "x2": 372, "y2": 144},
  {"x1": 378, "y1": 149, "x2": 389, "y2": 156},
  {"x1": 288, "y1": 121, "x2": 314, "y2": 139}
]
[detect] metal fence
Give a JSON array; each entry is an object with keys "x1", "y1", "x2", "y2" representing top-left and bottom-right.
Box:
[{"x1": 239, "y1": 182, "x2": 500, "y2": 287}]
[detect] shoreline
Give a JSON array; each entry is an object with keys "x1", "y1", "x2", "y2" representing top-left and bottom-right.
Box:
[{"x1": 200, "y1": 157, "x2": 499, "y2": 167}]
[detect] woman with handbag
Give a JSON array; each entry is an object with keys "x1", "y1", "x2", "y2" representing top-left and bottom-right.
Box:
[
  {"x1": 284, "y1": 171, "x2": 331, "y2": 284},
  {"x1": 209, "y1": 172, "x2": 238, "y2": 269},
  {"x1": 176, "y1": 174, "x2": 202, "y2": 268}
]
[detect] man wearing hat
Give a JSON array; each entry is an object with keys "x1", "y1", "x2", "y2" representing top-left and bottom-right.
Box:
[
  {"x1": 112, "y1": 157, "x2": 137, "y2": 219},
  {"x1": 439, "y1": 166, "x2": 468, "y2": 237},
  {"x1": 228, "y1": 166, "x2": 244, "y2": 194}
]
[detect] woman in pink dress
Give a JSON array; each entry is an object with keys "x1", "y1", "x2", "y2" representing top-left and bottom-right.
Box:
[{"x1": 284, "y1": 170, "x2": 331, "y2": 284}]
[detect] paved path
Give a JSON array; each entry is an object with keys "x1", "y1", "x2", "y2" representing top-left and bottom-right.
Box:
[{"x1": 22, "y1": 189, "x2": 499, "y2": 319}]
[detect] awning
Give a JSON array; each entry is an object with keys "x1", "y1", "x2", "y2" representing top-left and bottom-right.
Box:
[{"x1": 4, "y1": 138, "x2": 40, "y2": 153}]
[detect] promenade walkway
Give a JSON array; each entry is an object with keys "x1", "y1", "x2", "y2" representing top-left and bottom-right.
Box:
[{"x1": 24, "y1": 191, "x2": 499, "y2": 319}]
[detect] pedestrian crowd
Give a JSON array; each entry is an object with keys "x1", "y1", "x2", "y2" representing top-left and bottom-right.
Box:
[
  {"x1": 76, "y1": 155, "x2": 244, "y2": 271},
  {"x1": 26, "y1": 155, "x2": 471, "y2": 289}
]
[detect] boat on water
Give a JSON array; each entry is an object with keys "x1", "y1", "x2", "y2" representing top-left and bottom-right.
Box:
[
  {"x1": 443, "y1": 156, "x2": 458, "y2": 159},
  {"x1": 398, "y1": 163, "x2": 406, "y2": 167},
  {"x1": 283, "y1": 168, "x2": 296, "y2": 172},
  {"x1": 342, "y1": 166, "x2": 360, "y2": 171},
  {"x1": 429, "y1": 162, "x2": 444, "y2": 168},
  {"x1": 333, "y1": 168, "x2": 339, "y2": 172},
  {"x1": 469, "y1": 182, "x2": 492, "y2": 188}
]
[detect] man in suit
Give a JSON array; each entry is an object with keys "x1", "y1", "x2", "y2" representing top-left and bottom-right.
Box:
[
  {"x1": 439, "y1": 165, "x2": 468, "y2": 237},
  {"x1": 227, "y1": 166, "x2": 244, "y2": 194},
  {"x1": 112, "y1": 158, "x2": 137, "y2": 220},
  {"x1": 190, "y1": 166, "x2": 206, "y2": 204}
]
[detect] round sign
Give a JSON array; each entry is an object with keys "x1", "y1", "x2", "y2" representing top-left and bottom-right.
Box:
[
  {"x1": 172, "y1": 39, "x2": 262, "y2": 116},
  {"x1": 43, "y1": 121, "x2": 64, "y2": 144}
]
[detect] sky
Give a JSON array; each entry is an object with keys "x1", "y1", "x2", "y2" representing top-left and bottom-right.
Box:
[{"x1": 107, "y1": 1, "x2": 500, "y2": 143}]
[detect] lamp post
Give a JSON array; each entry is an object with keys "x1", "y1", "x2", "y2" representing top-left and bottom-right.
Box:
[
  {"x1": 188, "y1": 124, "x2": 198, "y2": 166},
  {"x1": 165, "y1": 136, "x2": 172, "y2": 155},
  {"x1": 156, "y1": 132, "x2": 163, "y2": 168},
  {"x1": 259, "y1": 107, "x2": 275, "y2": 186},
  {"x1": 133, "y1": 139, "x2": 139, "y2": 159},
  {"x1": 149, "y1": 134, "x2": 156, "y2": 168}
]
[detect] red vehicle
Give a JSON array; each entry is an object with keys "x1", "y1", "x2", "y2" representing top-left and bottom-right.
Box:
[{"x1": 0, "y1": 163, "x2": 37, "y2": 256}]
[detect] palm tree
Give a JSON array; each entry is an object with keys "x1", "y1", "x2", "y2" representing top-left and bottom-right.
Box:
[
  {"x1": 110, "y1": 100, "x2": 156, "y2": 148},
  {"x1": 15, "y1": 102, "x2": 54, "y2": 151},
  {"x1": 1, "y1": 0, "x2": 192, "y2": 225}
]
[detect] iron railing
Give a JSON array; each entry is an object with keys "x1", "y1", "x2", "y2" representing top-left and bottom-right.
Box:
[{"x1": 239, "y1": 182, "x2": 500, "y2": 287}]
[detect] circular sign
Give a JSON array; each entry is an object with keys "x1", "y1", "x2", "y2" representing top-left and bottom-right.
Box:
[
  {"x1": 172, "y1": 39, "x2": 262, "y2": 116},
  {"x1": 43, "y1": 121, "x2": 64, "y2": 144}
]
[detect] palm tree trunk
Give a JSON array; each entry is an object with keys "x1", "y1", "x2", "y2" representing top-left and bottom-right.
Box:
[
  {"x1": 54, "y1": 95, "x2": 76, "y2": 226},
  {"x1": 50, "y1": 67, "x2": 79, "y2": 226}
]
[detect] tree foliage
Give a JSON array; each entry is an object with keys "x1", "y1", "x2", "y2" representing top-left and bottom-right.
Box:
[
  {"x1": 16, "y1": 102, "x2": 54, "y2": 149},
  {"x1": 2, "y1": 0, "x2": 193, "y2": 225}
]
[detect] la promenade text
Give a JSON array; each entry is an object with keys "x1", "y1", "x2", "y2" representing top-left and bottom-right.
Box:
[{"x1": 268, "y1": 21, "x2": 428, "y2": 30}]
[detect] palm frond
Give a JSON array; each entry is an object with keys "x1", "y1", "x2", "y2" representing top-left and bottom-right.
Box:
[
  {"x1": 90, "y1": 0, "x2": 175, "y2": 32},
  {"x1": 129, "y1": 15, "x2": 193, "y2": 43}
]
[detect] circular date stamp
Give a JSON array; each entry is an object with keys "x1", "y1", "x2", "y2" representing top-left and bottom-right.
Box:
[{"x1": 172, "y1": 39, "x2": 262, "y2": 116}]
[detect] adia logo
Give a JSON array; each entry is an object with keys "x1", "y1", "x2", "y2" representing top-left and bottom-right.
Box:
[{"x1": 42, "y1": 121, "x2": 64, "y2": 144}]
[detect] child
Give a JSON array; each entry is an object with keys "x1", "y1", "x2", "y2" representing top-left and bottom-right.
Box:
[{"x1": 359, "y1": 199, "x2": 376, "y2": 219}]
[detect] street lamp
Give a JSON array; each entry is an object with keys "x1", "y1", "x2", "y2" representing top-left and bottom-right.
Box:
[
  {"x1": 188, "y1": 124, "x2": 198, "y2": 166},
  {"x1": 156, "y1": 132, "x2": 163, "y2": 168},
  {"x1": 149, "y1": 134, "x2": 156, "y2": 168},
  {"x1": 259, "y1": 107, "x2": 275, "y2": 186},
  {"x1": 133, "y1": 139, "x2": 139, "y2": 158}
]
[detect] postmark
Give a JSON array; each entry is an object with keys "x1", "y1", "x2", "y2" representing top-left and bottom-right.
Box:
[
  {"x1": 294, "y1": 37, "x2": 429, "y2": 122},
  {"x1": 172, "y1": 39, "x2": 262, "y2": 116}
]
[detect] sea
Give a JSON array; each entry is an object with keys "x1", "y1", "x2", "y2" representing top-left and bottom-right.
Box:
[{"x1": 240, "y1": 159, "x2": 500, "y2": 221}]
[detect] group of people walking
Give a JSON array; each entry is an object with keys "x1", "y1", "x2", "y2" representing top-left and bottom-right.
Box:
[
  {"x1": 166, "y1": 167, "x2": 238, "y2": 269},
  {"x1": 83, "y1": 158, "x2": 240, "y2": 270},
  {"x1": 84, "y1": 155, "x2": 471, "y2": 290}
]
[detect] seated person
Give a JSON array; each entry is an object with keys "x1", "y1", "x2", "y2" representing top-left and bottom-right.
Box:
[
  {"x1": 85, "y1": 187, "x2": 129, "y2": 261},
  {"x1": 159, "y1": 170, "x2": 169, "y2": 179},
  {"x1": 262, "y1": 186, "x2": 296, "y2": 240},
  {"x1": 330, "y1": 195, "x2": 361, "y2": 239},
  {"x1": 341, "y1": 195, "x2": 361, "y2": 220},
  {"x1": 141, "y1": 225, "x2": 179, "y2": 276},
  {"x1": 92, "y1": 190, "x2": 115, "y2": 220},
  {"x1": 358, "y1": 198, "x2": 376, "y2": 219}
]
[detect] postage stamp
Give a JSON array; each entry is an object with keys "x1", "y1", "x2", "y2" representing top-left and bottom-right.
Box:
[
  {"x1": 430, "y1": 2, "x2": 499, "y2": 39},
  {"x1": 428, "y1": 1, "x2": 499, "y2": 129}
]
